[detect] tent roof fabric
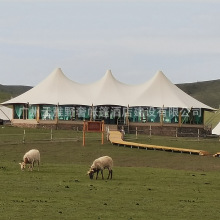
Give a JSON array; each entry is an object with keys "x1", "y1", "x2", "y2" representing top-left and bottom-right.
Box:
[
  {"x1": 0, "y1": 106, "x2": 12, "y2": 120},
  {"x1": 2, "y1": 68, "x2": 214, "y2": 110},
  {"x1": 212, "y1": 122, "x2": 220, "y2": 135}
]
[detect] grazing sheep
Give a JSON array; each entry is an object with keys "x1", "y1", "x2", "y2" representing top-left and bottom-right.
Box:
[
  {"x1": 19, "y1": 149, "x2": 40, "y2": 171},
  {"x1": 87, "y1": 156, "x2": 113, "y2": 180}
]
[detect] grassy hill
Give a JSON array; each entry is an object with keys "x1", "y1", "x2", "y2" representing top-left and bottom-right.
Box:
[
  {"x1": 176, "y1": 79, "x2": 220, "y2": 109},
  {"x1": 176, "y1": 80, "x2": 220, "y2": 128},
  {"x1": 0, "y1": 84, "x2": 32, "y2": 103}
]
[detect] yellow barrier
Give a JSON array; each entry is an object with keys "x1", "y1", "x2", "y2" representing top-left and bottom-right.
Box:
[{"x1": 108, "y1": 131, "x2": 209, "y2": 156}]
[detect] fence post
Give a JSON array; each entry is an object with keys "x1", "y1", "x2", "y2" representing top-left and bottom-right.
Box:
[
  {"x1": 176, "y1": 127, "x2": 178, "y2": 138},
  {"x1": 101, "y1": 120, "x2": 104, "y2": 145},
  {"x1": 23, "y1": 129, "x2": 25, "y2": 143},
  {"x1": 83, "y1": 121, "x2": 86, "y2": 146},
  {"x1": 149, "y1": 125, "x2": 152, "y2": 137},
  {"x1": 136, "y1": 127, "x2": 137, "y2": 139},
  {"x1": 198, "y1": 129, "x2": 200, "y2": 141},
  {"x1": 51, "y1": 128, "x2": 53, "y2": 141},
  {"x1": 107, "y1": 126, "x2": 110, "y2": 141}
]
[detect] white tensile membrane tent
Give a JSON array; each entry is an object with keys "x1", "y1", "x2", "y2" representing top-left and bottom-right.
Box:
[
  {"x1": 2, "y1": 67, "x2": 214, "y2": 110},
  {"x1": 0, "y1": 105, "x2": 12, "y2": 121},
  {"x1": 212, "y1": 122, "x2": 220, "y2": 135},
  {"x1": 130, "y1": 70, "x2": 213, "y2": 109},
  {"x1": 2, "y1": 68, "x2": 88, "y2": 106}
]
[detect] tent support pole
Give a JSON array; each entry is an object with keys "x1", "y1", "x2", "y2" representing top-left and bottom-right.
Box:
[
  {"x1": 160, "y1": 106, "x2": 164, "y2": 126},
  {"x1": 55, "y1": 104, "x2": 59, "y2": 129},
  {"x1": 36, "y1": 105, "x2": 40, "y2": 123},
  {"x1": 178, "y1": 108, "x2": 182, "y2": 127},
  {"x1": 12, "y1": 105, "x2": 15, "y2": 120}
]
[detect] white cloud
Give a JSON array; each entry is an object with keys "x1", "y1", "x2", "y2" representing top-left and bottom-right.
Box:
[
  {"x1": 2, "y1": 0, "x2": 220, "y2": 2},
  {"x1": 117, "y1": 37, "x2": 220, "y2": 55},
  {"x1": 1, "y1": 34, "x2": 219, "y2": 56}
]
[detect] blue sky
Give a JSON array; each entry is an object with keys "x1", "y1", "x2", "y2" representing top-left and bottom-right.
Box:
[{"x1": 1, "y1": 0, "x2": 220, "y2": 86}]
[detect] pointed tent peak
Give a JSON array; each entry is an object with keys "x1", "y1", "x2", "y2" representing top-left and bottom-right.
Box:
[
  {"x1": 148, "y1": 70, "x2": 174, "y2": 86},
  {"x1": 155, "y1": 70, "x2": 164, "y2": 74},
  {"x1": 54, "y1": 67, "x2": 62, "y2": 71},
  {"x1": 49, "y1": 67, "x2": 63, "y2": 73},
  {"x1": 105, "y1": 69, "x2": 112, "y2": 75},
  {"x1": 99, "y1": 69, "x2": 118, "y2": 84},
  {"x1": 29, "y1": 67, "x2": 81, "y2": 96},
  {"x1": 101, "y1": 69, "x2": 130, "y2": 86},
  {"x1": 153, "y1": 70, "x2": 168, "y2": 80},
  {"x1": 42, "y1": 67, "x2": 75, "y2": 84},
  {"x1": 138, "y1": 70, "x2": 168, "y2": 87},
  {"x1": 103, "y1": 69, "x2": 115, "y2": 80},
  {"x1": 41, "y1": 67, "x2": 65, "y2": 82},
  {"x1": 156, "y1": 70, "x2": 164, "y2": 74},
  {"x1": 49, "y1": 67, "x2": 65, "y2": 77}
]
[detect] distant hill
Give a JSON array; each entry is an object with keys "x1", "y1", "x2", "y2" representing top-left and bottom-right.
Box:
[
  {"x1": 0, "y1": 84, "x2": 32, "y2": 104},
  {"x1": 176, "y1": 79, "x2": 220, "y2": 109},
  {"x1": 0, "y1": 79, "x2": 219, "y2": 109}
]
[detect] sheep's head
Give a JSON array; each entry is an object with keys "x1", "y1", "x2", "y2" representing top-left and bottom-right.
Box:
[
  {"x1": 19, "y1": 162, "x2": 26, "y2": 171},
  {"x1": 87, "y1": 168, "x2": 95, "y2": 179}
]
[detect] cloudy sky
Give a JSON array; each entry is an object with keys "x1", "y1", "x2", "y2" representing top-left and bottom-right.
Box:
[{"x1": 1, "y1": 0, "x2": 220, "y2": 86}]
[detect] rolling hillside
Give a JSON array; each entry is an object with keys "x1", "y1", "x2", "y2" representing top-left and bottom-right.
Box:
[
  {"x1": 176, "y1": 79, "x2": 220, "y2": 109},
  {"x1": 0, "y1": 84, "x2": 32, "y2": 104}
]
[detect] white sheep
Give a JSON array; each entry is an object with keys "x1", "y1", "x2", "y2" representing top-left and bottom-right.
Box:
[
  {"x1": 87, "y1": 156, "x2": 113, "y2": 180},
  {"x1": 19, "y1": 149, "x2": 40, "y2": 171}
]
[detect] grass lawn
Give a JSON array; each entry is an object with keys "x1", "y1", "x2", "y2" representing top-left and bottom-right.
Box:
[{"x1": 0, "y1": 126, "x2": 220, "y2": 220}]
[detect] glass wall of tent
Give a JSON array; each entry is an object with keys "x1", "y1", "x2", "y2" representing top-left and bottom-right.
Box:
[
  {"x1": 13, "y1": 104, "x2": 91, "y2": 121},
  {"x1": 14, "y1": 104, "x2": 24, "y2": 119},
  {"x1": 39, "y1": 105, "x2": 128, "y2": 124},
  {"x1": 128, "y1": 106, "x2": 204, "y2": 124},
  {"x1": 92, "y1": 106, "x2": 126, "y2": 124},
  {"x1": 14, "y1": 104, "x2": 37, "y2": 120},
  {"x1": 40, "y1": 105, "x2": 91, "y2": 120},
  {"x1": 13, "y1": 104, "x2": 204, "y2": 125}
]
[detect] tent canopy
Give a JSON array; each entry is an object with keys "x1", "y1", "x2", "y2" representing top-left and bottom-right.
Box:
[
  {"x1": 130, "y1": 70, "x2": 213, "y2": 109},
  {"x1": 2, "y1": 68, "x2": 214, "y2": 110},
  {"x1": 212, "y1": 122, "x2": 220, "y2": 135},
  {"x1": 0, "y1": 106, "x2": 12, "y2": 121}
]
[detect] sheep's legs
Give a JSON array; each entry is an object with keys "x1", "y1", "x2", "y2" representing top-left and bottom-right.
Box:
[
  {"x1": 37, "y1": 161, "x2": 40, "y2": 171},
  {"x1": 107, "y1": 170, "x2": 112, "y2": 179},
  {"x1": 96, "y1": 170, "x2": 100, "y2": 179},
  {"x1": 29, "y1": 162, "x2": 34, "y2": 171},
  {"x1": 96, "y1": 169, "x2": 106, "y2": 180}
]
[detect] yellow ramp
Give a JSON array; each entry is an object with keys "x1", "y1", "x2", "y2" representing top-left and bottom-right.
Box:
[{"x1": 108, "y1": 131, "x2": 209, "y2": 156}]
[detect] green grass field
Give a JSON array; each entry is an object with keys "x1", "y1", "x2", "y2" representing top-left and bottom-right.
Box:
[{"x1": 1, "y1": 127, "x2": 220, "y2": 220}]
